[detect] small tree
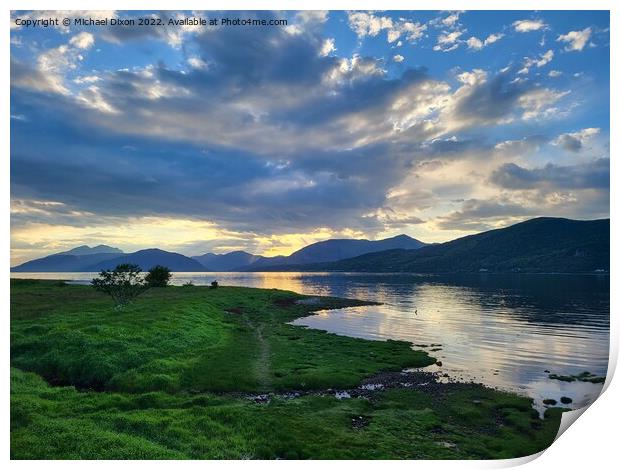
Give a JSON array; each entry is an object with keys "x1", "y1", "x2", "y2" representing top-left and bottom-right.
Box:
[
  {"x1": 91, "y1": 263, "x2": 148, "y2": 307},
  {"x1": 145, "y1": 265, "x2": 172, "y2": 287}
]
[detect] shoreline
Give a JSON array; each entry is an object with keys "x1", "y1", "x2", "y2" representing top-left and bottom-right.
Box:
[{"x1": 11, "y1": 280, "x2": 568, "y2": 459}]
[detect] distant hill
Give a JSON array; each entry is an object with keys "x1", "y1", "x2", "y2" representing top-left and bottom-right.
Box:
[
  {"x1": 12, "y1": 219, "x2": 607, "y2": 274},
  {"x1": 11, "y1": 252, "x2": 125, "y2": 272},
  {"x1": 59, "y1": 245, "x2": 123, "y2": 256},
  {"x1": 12, "y1": 234, "x2": 426, "y2": 272},
  {"x1": 12, "y1": 247, "x2": 204, "y2": 272},
  {"x1": 288, "y1": 218, "x2": 609, "y2": 274},
  {"x1": 11, "y1": 244, "x2": 125, "y2": 272},
  {"x1": 192, "y1": 251, "x2": 264, "y2": 271},
  {"x1": 246, "y1": 234, "x2": 426, "y2": 270},
  {"x1": 87, "y1": 249, "x2": 205, "y2": 272}
]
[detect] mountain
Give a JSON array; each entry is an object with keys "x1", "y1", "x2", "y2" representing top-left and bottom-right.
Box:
[
  {"x1": 11, "y1": 244, "x2": 125, "y2": 272},
  {"x1": 10, "y1": 235, "x2": 427, "y2": 272},
  {"x1": 59, "y1": 244, "x2": 123, "y2": 256},
  {"x1": 13, "y1": 219, "x2": 606, "y2": 274},
  {"x1": 245, "y1": 234, "x2": 426, "y2": 270},
  {"x1": 12, "y1": 247, "x2": 204, "y2": 272},
  {"x1": 11, "y1": 253, "x2": 127, "y2": 272},
  {"x1": 87, "y1": 249, "x2": 205, "y2": 272},
  {"x1": 289, "y1": 218, "x2": 609, "y2": 274},
  {"x1": 192, "y1": 251, "x2": 264, "y2": 271}
]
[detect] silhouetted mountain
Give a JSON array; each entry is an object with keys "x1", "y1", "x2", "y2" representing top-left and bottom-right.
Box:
[
  {"x1": 192, "y1": 251, "x2": 264, "y2": 271},
  {"x1": 246, "y1": 234, "x2": 426, "y2": 270},
  {"x1": 87, "y1": 249, "x2": 205, "y2": 272},
  {"x1": 13, "y1": 234, "x2": 425, "y2": 272},
  {"x1": 12, "y1": 220, "x2": 606, "y2": 274},
  {"x1": 286, "y1": 218, "x2": 609, "y2": 274},
  {"x1": 59, "y1": 245, "x2": 123, "y2": 256},
  {"x1": 11, "y1": 252, "x2": 125, "y2": 272}
]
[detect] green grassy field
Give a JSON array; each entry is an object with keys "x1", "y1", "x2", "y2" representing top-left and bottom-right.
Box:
[{"x1": 11, "y1": 279, "x2": 564, "y2": 459}]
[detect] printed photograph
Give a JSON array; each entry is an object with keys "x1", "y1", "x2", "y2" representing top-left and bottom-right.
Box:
[{"x1": 9, "y1": 8, "x2": 610, "y2": 460}]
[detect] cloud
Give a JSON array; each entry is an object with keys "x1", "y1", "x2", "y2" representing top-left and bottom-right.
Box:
[
  {"x1": 553, "y1": 128, "x2": 600, "y2": 152},
  {"x1": 466, "y1": 33, "x2": 504, "y2": 50},
  {"x1": 433, "y1": 30, "x2": 464, "y2": 52},
  {"x1": 436, "y1": 199, "x2": 534, "y2": 231},
  {"x1": 466, "y1": 37, "x2": 483, "y2": 50},
  {"x1": 10, "y1": 11, "x2": 608, "y2": 261},
  {"x1": 347, "y1": 11, "x2": 394, "y2": 38},
  {"x1": 11, "y1": 57, "x2": 69, "y2": 95},
  {"x1": 494, "y1": 135, "x2": 548, "y2": 157},
  {"x1": 96, "y1": 11, "x2": 209, "y2": 47},
  {"x1": 548, "y1": 70, "x2": 562, "y2": 78},
  {"x1": 319, "y1": 38, "x2": 336, "y2": 56},
  {"x1": 518, "y1": 88, "x2": 570, "y2": 120},
  {"x1": 187, "y1": 57, "x2": 208, "y2": 70},
  {"x1": 557, "y1": 27, "x2": 592, "y2": 52},
  {"x1": 11, "y1": 31, "x2": 99, "y2": 95},
  {"x1": 438, "y1": 69, "x2": 569, "y2": 130},
  {"x1": 518, "y1": 49, "x2": 554, "y2": 74},
  {"x1": 69, "y1": 32, "x2": 95, "y2": 49},
  {"x1": 387, "y1": 20, "x2": 427, "y2": 43},
  {"x1": 347, "y1": 12, "x2": 426, "y2": 44},
  {"x1": 441, "y1": 12, "x2": 462, "y2": 28},
  {"x1": 512, "y1": 19, "x2": 547, "y2": 33},
  {"x1": 490, "y1": 158, "x2": 609, "y2": 190}
]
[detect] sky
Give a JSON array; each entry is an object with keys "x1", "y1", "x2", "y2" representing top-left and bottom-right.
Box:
[{"x1": 10, "y1": 10, "x2": 610, "y2": 265}]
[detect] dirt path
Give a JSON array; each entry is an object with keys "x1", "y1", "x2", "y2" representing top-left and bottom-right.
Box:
[{"x1": 243, "y1": 314, "x2": 272, "y2": 390}]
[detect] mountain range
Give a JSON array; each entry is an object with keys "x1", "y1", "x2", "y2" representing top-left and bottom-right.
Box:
[
  {"x1": 10, "y1": 218, "x2": 609, "y2": 274},
  {"x1": 277, "y1": 217, "x2": 609, "y2": 274},
  {"x1": 11, "y1": 234, "x2": 425, "y2": 272}
]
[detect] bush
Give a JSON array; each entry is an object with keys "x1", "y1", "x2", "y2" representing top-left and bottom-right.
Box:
[
  {"x1": 145, "y1": 265, "x2": 172, "y2": 288},
  {"x1": 210, "y1": 281, "x2": 219, "y2": 289},
  {"x1": 91, "y1": 264, "x2": 148, "y2": 307}
]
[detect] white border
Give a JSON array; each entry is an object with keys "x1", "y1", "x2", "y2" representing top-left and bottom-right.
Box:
[{"x1": 3, "y1": 1, "x2": 617, "y2": 468}]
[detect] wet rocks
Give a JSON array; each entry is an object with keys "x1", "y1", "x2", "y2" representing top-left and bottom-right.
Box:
[
  {"x1": 248, "y1": 394, "x2": 271, "y2": 403},
  {"x1": 360, "y1": 383, "x2": 384, "y2": 391},
  {"x1": 437, "y1": 441, "x2": 457, "y2": 449},
  {"x1": 560, "y1": 396, "x2": 573, "y2": 404},
  {"x1": 351, "y1": 415, "x2": 370, "y2": 429},
  {"x1": 548, "y1": 371, "x2": 606, "y2": 384},
  {"x1": 542, "y1": 398, "x2": 557, "y2": 406}
]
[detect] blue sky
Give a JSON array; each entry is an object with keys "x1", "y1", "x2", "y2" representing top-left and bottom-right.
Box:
[{"x1": 10, "y1": 10, "x2": 610, "y2": 263}]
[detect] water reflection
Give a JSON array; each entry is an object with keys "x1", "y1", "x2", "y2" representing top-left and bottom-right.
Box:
[{"x1": 12, "y1": 271, "x2": 609, "y2": 412}]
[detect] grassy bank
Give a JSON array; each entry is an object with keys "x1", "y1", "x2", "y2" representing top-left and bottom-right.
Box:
[{"x1": 11, "y1": 279, "x2": 564, "y2": 459}]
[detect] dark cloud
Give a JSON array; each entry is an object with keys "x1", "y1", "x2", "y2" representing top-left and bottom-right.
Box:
[
  {"x1": 9, "y1": 11, "x2": 609, "y2": 253},
  {"x1": 490, "y1": 158, "x2": 609, "y2": 190},
  {"x1": 553, "y1": 129, "x2": 600, "y2": 153},
  {"x1": 453, "y1": 73, "x2": 526, "y2": 123},
  {"x1": 435, "y1": 199, "x2": 535, "y2": 231},
  {"x1": 10, "y1": 86, "x2": 402, "y2": 235},
  {"x1": 556, "y1": 134, "x2": 582, "y2": 152}
]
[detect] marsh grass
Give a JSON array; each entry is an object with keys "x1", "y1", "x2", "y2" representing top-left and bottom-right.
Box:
[{"x1": 10, "y1": 279, "x2": 564, "y2": 459}]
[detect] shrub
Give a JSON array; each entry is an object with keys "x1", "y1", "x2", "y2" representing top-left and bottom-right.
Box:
[
  {"x1": 210, "y1": 281, "x2": 219, "y2": 289},
  {"x1": 91, "y1": 264, "x2": 148, "y2": 307},
  {"x1": 145, "y1": 265, "x2": 172, "y2": 288}
]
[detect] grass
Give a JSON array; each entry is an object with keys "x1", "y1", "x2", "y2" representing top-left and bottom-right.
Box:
[{"x1": 11, "y1": 279, "x2": 565, "y2": 459}]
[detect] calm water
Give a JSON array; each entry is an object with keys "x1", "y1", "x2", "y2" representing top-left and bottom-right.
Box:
[{"x1": 12, "y1": 271, "x2": 609, "y2": 412}]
